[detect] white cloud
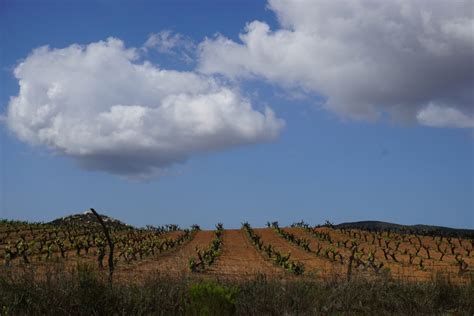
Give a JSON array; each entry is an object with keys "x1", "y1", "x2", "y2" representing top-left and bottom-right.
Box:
[
  {"x1": 417, "y1": 104, "x2": 474, "y2": 128},
  {"x1": 143, "y1": 30, "x2": 195, "y2": 63},
  {"x1": 6, "y1": 38, "x2": 284, "y2": 179},
  {"x1": 198, "y1": 0, "x2": 474, "y2": 127}
]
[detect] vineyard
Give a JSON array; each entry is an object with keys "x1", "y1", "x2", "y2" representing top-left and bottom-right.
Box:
[{"x1": 1, "y1": 212, "x2": 472, "y2": 283}]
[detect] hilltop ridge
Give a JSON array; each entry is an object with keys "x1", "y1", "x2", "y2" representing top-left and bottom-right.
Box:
[
  {"x1": 49, "y1": 210, "x2": 132, "y2": 229},
  {"x1": 44, "y1": 212, "x2": 474, "y2": 238},
  {"x1": 335, "y1": 220, "x2": 474, "y2": 238}
]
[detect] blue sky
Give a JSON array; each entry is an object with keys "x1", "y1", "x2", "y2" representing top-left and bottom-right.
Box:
[{"x1": 1, "y1": 0, "x2": 473, "y2": 229}]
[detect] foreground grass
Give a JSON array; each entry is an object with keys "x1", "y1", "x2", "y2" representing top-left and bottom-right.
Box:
[{"x1": 0, "y1": 264, "x2": 472, "y2": 315}]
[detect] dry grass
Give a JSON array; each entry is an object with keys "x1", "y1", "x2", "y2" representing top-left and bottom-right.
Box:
[{"x1": 0, "y1": 262, "x2": 473, "y2": 315}]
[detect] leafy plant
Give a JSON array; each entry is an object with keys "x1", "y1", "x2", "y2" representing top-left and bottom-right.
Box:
[{"x1": 187, "y1": 281, "x2": 239, "y2": 315}]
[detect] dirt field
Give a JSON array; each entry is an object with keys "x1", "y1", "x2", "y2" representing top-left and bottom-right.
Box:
[
  {"x1": 205, "y1": 229, "x2": 284, "y2": 279},
  {"x1": 1, "y1": 222, "x2": 472, "y2": 283}
]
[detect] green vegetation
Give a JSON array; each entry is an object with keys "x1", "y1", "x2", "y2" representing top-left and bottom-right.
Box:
[{"x1": 188, "y1": 281, "x2": 239, "y2": 315}]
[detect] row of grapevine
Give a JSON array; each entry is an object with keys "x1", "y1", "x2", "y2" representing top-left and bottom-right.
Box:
[
  {"x1": 188, "y1": 223, "x2": 224, "y2": 272},
  {"x1": 277, "y1": 222, "x2": 386, "y2": 274},
  {"x1": 1, "y1": 219, "x2": 200, "y2": 270},
  {"x1": 335, "y1": 226, "x2": 472, "y2": 274},
  {"x1": 293, "y1": 221, "x2": 472, "y2": 276},
  {"x1": 243, "y1": 222, "x2": 304, "y2": 275}
]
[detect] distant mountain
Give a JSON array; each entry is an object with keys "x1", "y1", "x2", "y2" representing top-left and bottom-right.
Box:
[
  {"x1": 335, "y1": 220, "x2": 474, "y2": 238},
  {"x1": 49, "y1": 210, "x2": 133, "y2": 229}
]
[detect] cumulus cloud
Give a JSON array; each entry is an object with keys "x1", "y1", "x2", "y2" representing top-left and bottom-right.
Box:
[
  {"x1": 6, "y1": 38, "x2": 284, "y2": 179},
  {"x1": 143, "y1": 30, "x2": 195, "y2": 63},
  {"x1": 198, "y1": 0, "x2": 474, "y2": 128}
]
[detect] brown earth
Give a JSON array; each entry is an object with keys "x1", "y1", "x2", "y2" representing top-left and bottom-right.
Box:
[
  {"x1": 1, "y1": 226, "x2": 472, "y2": 283},
  {"x1": 205, "y1": 229, "x2": 284, "y2": 280},
  {"x1": 307, "y1": 227, "x2": 473, "y2": 281}
]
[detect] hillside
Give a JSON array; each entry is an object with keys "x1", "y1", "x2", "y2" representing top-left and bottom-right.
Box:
[
  {"x1": 49, "y1": 210, "x2": 132, "y2": 229},
  {"x1": 335, "y1": 220, "x2": 474, "y2": 238},
  {"x1": 2, "y1": 217, "x2": 472, "y2": 315}
]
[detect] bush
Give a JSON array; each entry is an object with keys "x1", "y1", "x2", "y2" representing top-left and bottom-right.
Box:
[{"x1": 187, "y1": 281, "x2": 239, "y2": 315}]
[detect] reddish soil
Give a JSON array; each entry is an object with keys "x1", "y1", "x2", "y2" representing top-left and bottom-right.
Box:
[
  {"x1": 1, "y1": 226, "x2": 472, "y2": 283},
  {"x1": 306, "y1": 228, "x2": 473, "y2": 281},
  {"x1": 206, "y1": 229, "x2": 284, "y2": 279}
]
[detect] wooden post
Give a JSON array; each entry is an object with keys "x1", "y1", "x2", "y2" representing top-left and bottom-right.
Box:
[{"x1": 347, "y1": 246, "x2": 357, "y2": 282}]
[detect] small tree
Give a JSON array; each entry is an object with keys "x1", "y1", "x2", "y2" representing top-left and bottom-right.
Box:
[{"x1": 90, "y1": 208, "x2": 114, "y2": 285}]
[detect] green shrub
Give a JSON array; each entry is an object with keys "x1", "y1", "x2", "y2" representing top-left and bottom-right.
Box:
[{"x1": 187, "y1": 281, "x2": 239, "y2": 315}]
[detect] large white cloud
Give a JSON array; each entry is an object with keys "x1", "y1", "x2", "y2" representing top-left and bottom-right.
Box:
[
  {"x1": 198, "y1": 0, "x2": 474, "y2": 127},
  {"x1": 6, "y1": 38, "x2": 284, "y2": 179}
]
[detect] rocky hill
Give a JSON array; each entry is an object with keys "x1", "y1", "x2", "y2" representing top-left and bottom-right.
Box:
[{"x1": 49, "y1": 210, "x2": 133, "y2": 229}]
